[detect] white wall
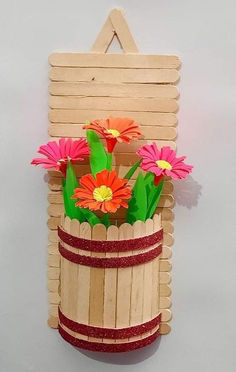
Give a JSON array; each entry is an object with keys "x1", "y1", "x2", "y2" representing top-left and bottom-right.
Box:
[{"x1": 1, "y1": 0, "x2": 236, "y2": 371}]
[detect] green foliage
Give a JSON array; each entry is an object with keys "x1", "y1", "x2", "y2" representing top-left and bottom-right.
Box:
[
  {"x1": 126, "y1": 172, "x2": 147, "y2": 224},
  {"x1": 124, "y1": 160, "x2": 141, "y2": 180},
  {"x1": 63, "y1": 161, "x2": 101, "y2": 225},
  {"x1": 101, "y1": 213, "x2": 111, "y2": 228},
  {"x1": 86, "y1": 129, "x2": 107, "y2": 176},
  {"x1": 106, "y1": 153, "x2": 112, "y2": 171},
  {"x1": 80, "y1": 208, "x2": 101, "y2": 226},
  {"x1": 144, "y1": 172, "x2": 164, "y2": 219},
  {"x1": 62, "y1": 162, "x2": 85, "y2": 221}
]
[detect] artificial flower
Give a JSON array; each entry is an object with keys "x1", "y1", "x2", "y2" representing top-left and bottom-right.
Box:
[
  {"x1": 72, "y1": 169, "x2": 132, "y2": 213},
  {"x1": 31, "y1": 138, "x2": 90, "y2": 174},
  {"x1": 84, "y1": 116, "x2": 141, "y2": 153},
  {"x1": 137, "y1": 143, "x2": 193, "y2": 185}
]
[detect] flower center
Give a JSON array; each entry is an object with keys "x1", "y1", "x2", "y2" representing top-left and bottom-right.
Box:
[
  {"x1": 156, "y1": 160, "x2": 172, "y2": 170},
  {"x1": 57, "y1": 156, "x2": 71, "y2": 165},
  {"x1": 93, "y1": 185, "x2": 113, "y2": 202},
  {"x1": 107, "y1": 129, "x2": 120, "y2": 137}
]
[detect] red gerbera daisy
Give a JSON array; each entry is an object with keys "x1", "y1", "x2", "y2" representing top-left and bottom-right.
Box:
[
  {"x1": 84, "y1": 116, "x2": 141, "y2": 153},
  {"x1": 72, "y1": 169, "x2": 132, "y2": 213}
]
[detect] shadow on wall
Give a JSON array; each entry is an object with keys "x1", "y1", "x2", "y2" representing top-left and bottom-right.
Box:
[
  {"x1": 173, "y1": 176, "x2": 202, "y2": 208},
  {"x1": 80, "y1": 337, "x2": 161, "y2": 365}
]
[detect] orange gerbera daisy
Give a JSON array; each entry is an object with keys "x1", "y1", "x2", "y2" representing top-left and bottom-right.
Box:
[
  {"x1": 84, "y1": 116, "x2": 141, "y2": 153},
  {"x1": 72, "y1": 169, "x2": 132, "y2": 213}
]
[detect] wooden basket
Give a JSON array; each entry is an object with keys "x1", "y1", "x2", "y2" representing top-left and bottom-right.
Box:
[{"x1": 58, "y1": 214, "x2": 163, "y2": 352}]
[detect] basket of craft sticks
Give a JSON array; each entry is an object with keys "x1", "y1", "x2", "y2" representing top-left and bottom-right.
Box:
[{"x1": 57, "y1": 214, "x2": 163, "y2": 352}]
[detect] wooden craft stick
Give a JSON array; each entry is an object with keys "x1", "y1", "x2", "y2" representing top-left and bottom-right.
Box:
[
  {"x1": 156, "y1": 207, "x2": 174, "y2": 221},
  {"x1": 76, "y1": 222, "x2": 91, "y2": 340},
  {"x1": 109, "y1": 9, "x2": 138, "y2": 53},
  {"x1": 160, "y1": 284, "x2": 171, "y2": 297},
  {"x1": 160, "y1": 297, "x2": 172, "y2": 309},
  {"x1": 162, "y1": 221, "x2": 174, "y2": 234},
  {"x1": 130, "y1": 221, "x2": 145, "y2": 328},
  {"x1": 49, "y1": 123, "x2": 177, "y2": 141},
  {"x1": 49, "y1": 81, "x2": 179, "y2": 99},
  {"x1": 49, "y1": 68, "x2": 179, "y2": 85},
  {"x1": 47, "y1": 243, "x2": 58, "y2": 254},
  {"x1": 48, "y1": 254, "x2": 60, "y2": 267},
  {"x1": 68, "y1": 219, "x2": 80, "y2": 321},
  {"x1": 48, "y1": 267, "x2": 60, "y2": 280},
  {"x1": 49, "y1": 53, "x2": 181, "y2": 69},
  {"x1": 159, "y1": 322, "x2": 171, "y2": 335},
  {"x1": 161, "y1": 309, "x2": 172, "y2": 322},
  {"x1": 60, "y1": 216, "x2": 71, "y2": 317},
  {"x1": 161, "y1": 246, "x2": 172, "y2": 259},
  {"x1": 103, "y1": 225, "x2": 119, "y2": 333},
  {"x1": 91, "y1": 15, "x2": 114, "y2": 53},
  {"x1": 116, "y1": 223, "x2": 133, "y2": 342},
  {"x1": 160, "y1": 272, "x2": 171, "y2": 284},
  {"x1": 163, "y1": 233, "x2": 174, "y2": 246},
  {"x1": 48, "y1": 280, "x2": 59, "y2": 292},
  {"x1": 47, "y1": 217, "x2": 60, "y2": 230},
  {"x1": 48, "y1": 105, "x2": 178, "y2": 127},
  {"x1": 89, "y1": 224, "x2": 106, "y2": 341},
  {"x1": 142, "y1": 219, "x2": 154, "y2": 324},
  {"x1": 159, "y1": 260, "x2": 172, "y2": 272},
  {"x1": 49, "y1": 136, "x2": 177, "y2": 152},
  {"x1": 151, "y1": 214, "x2": 161, "y2": 318}
]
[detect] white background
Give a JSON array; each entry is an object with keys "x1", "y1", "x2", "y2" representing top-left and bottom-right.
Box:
[{"x1": 1, "y1": 0, "x2": 236, "y2": 371}]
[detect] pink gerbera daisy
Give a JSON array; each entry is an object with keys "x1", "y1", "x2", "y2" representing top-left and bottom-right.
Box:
[
  {"x1": 31, "y1": 138, "x2": 90, "y2": 175},
  {"x1": 137, "y1": 143, "x2": 193, "y2": 185}
]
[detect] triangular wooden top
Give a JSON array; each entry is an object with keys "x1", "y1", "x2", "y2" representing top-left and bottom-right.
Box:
[{"x1": 91, "y1": 8, "x2": 139, "y2": 53}]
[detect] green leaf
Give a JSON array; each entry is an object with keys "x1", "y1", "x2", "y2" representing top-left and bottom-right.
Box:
[
  {"x1": 146, "y1": 180, "x2": 164, "y2": 219},
  {"x1": 106, "y1": 152, "x2": 112, "y2": 171},
  {"x1": 80, "y1": 208, "x2": 101, "y2": 226},
  {"x1": 101, "y1": 213, "x2": 110, "y2": 228},
  {"x1": 86, "y1": 129, "x2": 107, "y2": 176},
  {"x1": 124, "y1": 160, "x2": 141, "y2": 180},
  {"x1": 63, "y1": 162, "x2": 85, "y2": 221},
  {"x1": 144, "y1": 172, "x2": 156, "y2": 207},
  {"x1": 126, "y1": 172, "x2": 147, "y2": 224}
]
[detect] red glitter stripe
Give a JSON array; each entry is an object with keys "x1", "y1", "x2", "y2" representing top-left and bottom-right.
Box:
[
  {"x1": 58, "y1": 226, "x2": 163, "y2": 253},
  {"x1": 58, "y1": 308, "x2": 161, "y2": 339},
  {"x1": 59, "y1": 242, "x2": 162, "y2": 268},
  {"x1": 58, "y1": 325, "x2": 160, "y2": 353}
]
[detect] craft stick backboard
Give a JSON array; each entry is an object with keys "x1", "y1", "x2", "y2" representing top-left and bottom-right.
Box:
[{"x1": 47, "y1": 8, "x2": 180, "y2": 335}]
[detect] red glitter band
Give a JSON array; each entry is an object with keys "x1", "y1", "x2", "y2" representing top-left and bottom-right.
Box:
[
  {"x1": 59, "y1": 242, "x2": 162, "y2": 268},
  {"x1": 58, "y1": 307, "x2": 161, "y2": 339},
  {"x1": 58, "y1": 226, "x2": 163, "y2": 253},
  {"x1": 58, "y1": 325, "x2": 160, "y2": 353}
]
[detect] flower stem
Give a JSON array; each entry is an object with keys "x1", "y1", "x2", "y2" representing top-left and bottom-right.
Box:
[
  {"x1": 106, "y1": 153, "x2": 112, "y2": 171},
  {"x1": 124, "y1": 160, "x2": 141, "y2": 179},
  {"x1": 102, "y1": 213, "x2": 110, "y2": 228}
]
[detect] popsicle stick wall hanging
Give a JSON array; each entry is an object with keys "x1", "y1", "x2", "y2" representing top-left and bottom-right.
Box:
[{"x1": 31, "y1": 8, "x2": 193, "y2": 352}]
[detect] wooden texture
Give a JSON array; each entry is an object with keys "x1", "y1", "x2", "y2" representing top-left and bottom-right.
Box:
[
  {"x1": 49, "y1": 53, "x2": 180, "y2": 69},
  {"x1": 58, "y1": 215, "x2": 163, "y2": 344},
  {"x1": 91, "y1": 9, "x2": 138, "y2": 53},
  {"x1": 49, "y1": 82, "x2": 179, "y2": 99},
  {"x1": 47, "y1": 8, "x2": 177, "y2": 335},
  {"x1": 49, "y1": 68, "x2": 179, "y2": 84}
]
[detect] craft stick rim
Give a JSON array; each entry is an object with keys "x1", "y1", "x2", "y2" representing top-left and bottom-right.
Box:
[
  {"x1": 59, "y1": 242, "x2": 162, "y2": 268},
  {"x1": 59, "y1": 307, "x2": 161, "y2": 339},
  {"x1": 58, "y1": 324, "x2": 160, "y2": 353},
  {"x1": 58, "y1": 226, "x2": 163, "y2": 252}
]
